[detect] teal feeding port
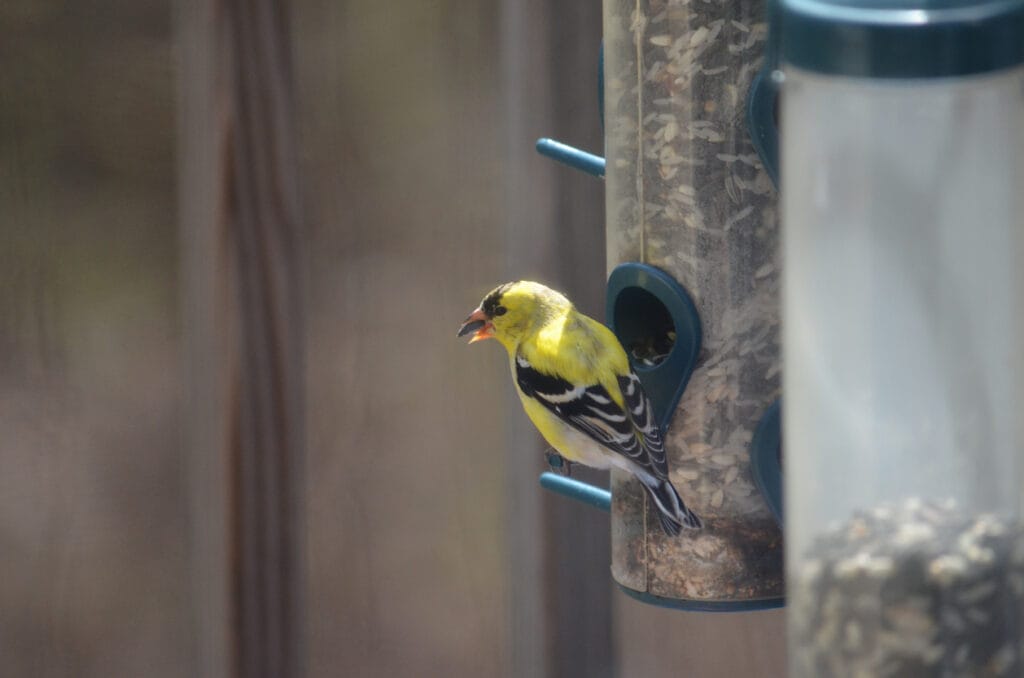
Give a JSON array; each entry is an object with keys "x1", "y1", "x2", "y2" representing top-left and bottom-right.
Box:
[
  {"x1": 747, "y1": 0, "x2": 782, "y2": 187},
  {"x1": 606, "y1": 263, "x2": 702, "y2": 432},
  {"x1": 749, "y1": 399, "x2": 782, "y2": 526}
]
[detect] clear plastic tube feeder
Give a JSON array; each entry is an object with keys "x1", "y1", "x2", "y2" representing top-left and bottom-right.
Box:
[{"x1": 603, "y1": 0, "x2": 784, "y2": 609}]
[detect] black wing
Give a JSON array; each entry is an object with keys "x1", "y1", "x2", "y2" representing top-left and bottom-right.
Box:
[
  {"x1": 615, "y1": 371, "x2": 669, "y2": 477},
  {"x1": 514, "y1": 354, "x2": 669, "y2": 479}
]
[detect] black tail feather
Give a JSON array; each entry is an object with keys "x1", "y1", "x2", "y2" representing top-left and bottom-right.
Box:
[{"x1": 642, "y1": 478, "x2": 702, "y2": 535}]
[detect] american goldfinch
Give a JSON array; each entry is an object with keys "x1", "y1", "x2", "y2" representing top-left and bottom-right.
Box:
[{"x1": 457, "y1": 281, "x2": 701, "y2": 535}]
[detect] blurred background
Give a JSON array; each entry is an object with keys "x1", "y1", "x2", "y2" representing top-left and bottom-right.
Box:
[{"x1": 0, "y1": 0, "x2": 783, "y2": 676}]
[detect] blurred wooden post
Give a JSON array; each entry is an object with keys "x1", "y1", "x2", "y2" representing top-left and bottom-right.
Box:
[
  {"x1": 501, "y1": 1, "x2": 612, "y2": 676},
  {"x1": 500, "y1": 0, "x2": 554, "y2": 673},
  {"x1": 177, "y1": 0, "x2": 305, "y2": 677}
]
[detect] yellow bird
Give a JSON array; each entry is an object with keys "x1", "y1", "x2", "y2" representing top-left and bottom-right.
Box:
[{"x1": 457, "y1": 281, "x2": 701, "y2": 535}]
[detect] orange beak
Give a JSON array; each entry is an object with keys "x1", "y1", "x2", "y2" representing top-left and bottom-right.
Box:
[{"x1": 457, "y1": 307, "x2": 495, "y2": 343}]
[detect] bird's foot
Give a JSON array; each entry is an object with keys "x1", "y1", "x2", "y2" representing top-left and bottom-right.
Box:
[{"x1": 545, "y1": 451, "x2": 573, "y2": 477}]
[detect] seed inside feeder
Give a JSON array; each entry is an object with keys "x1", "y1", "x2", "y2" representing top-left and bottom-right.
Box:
[
  {"x1": 629, "y1": 329, "x2": 675, "y2": 367},
  {"x1": 792, "y1": 498, "x2": 1024, "y2": 677}
]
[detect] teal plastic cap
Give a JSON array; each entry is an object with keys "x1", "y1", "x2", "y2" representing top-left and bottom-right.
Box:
[{"x1": 780, "y1": 0, "x2": 1024, "y2": 77}]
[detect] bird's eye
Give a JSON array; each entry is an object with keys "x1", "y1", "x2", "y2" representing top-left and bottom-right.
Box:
[{"x1": 494, "y1": 305, "x2": 507, "y2": 316}]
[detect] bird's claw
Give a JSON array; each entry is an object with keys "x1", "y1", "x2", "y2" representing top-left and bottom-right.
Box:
[{"x1": 545, "y1": 451, "x2": 573, "y2": 476}]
